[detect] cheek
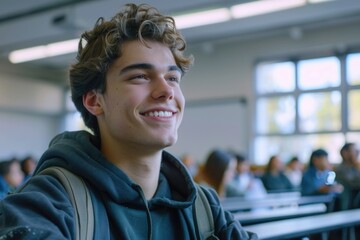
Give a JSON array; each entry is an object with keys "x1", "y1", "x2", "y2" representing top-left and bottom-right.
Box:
[
  {"x1": 175, "y1": 88, "x2": 185, "y2": 121},
  {"x1": 177, "y1": 89, "x2": 185, "y2": 108}
]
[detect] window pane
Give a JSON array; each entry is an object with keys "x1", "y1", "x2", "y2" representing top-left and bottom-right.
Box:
[
  {"x1": 256, "y1": 61, "x2": 295, "y2": 94},
  {"x1": 298, "y1": 57, "x2": 340, "y2": 90},
  {"x1": 298, "y1": 91, "x2": 341, "y2": 132},
  {"x1": 347, "y1": 53, "x2": 360, "y2": 85},
  {"x1": 348, "y1": 90, "x2": 360, "y2": 130},
  {"x1": 254, "y1": 133, "x2": 344, "y2": 165},
  {"x1": 256, "y1": 96, "x2": 295, "y2": 134},
  {"x1": 346, "y1": 132, "x2": 360, "y2": 145},
  {"x1": 254, "y1": 136, "x2": 303, "y2": 165}
]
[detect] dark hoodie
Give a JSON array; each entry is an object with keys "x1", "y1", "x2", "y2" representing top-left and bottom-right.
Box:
[{"x1": 0, "y1": 131, "x2": 252, "y2": 239}]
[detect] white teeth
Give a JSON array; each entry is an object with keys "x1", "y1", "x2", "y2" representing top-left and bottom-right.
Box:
[{"x1": 146, "y1": 111, "x2": 173, "y2": 117}]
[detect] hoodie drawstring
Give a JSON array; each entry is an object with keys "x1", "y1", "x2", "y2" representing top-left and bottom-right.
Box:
[{"x1": 134, "y1": 185, "x2": 153, "y2": 240}]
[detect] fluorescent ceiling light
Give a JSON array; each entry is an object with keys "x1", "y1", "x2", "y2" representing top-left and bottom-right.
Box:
[
  {"x1": 308, "y1": 0, "x2": 334, "y2": 3},
  {"x1": 174, "y1": 8, "x2": 231, "y2": 29},
  {"x1": 9, "y1": 38, "x2": 79, "y2": 63},
  {"x1": 8, "y1": 0, "x2": 330, "y2": 63},
  {"x1": 230, "y1": 0, "x2": 306, "y2": 19}
]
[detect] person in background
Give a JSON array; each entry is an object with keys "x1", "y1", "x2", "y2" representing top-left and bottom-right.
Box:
[
  {"x1": 335, "y1": 143, "x2": 360, "y2": 189},
  {"x1": 301, "y1": 149, "x2": 343, "y2": 197},
  {"x1": 334, "y1": 143, "x2": 360, "y2": 208},
  {"x1": 194, "y1": 149, "x2": 237, "y2": 198},
  {"x1": 0, "y1": 159, "x2": 24, "y2": 199},
  {"x1": 261, "y1": 155, "x2": 295, "y2": 193},
  {"x1": 226, "y1": 153, "x2": 267, "y2": 199},
  {"x1": 0, "y1": 4, "x2": 255, "y2": 239},
  {"x1": 20, "y1": 155, "x2": 37, "y2": 182},
  {"x1": 181, "y1": 153, "x2": 198, "y2": 177},
  {"x1": 284, "y1": 156, "x2": 304, "y2": 191}
]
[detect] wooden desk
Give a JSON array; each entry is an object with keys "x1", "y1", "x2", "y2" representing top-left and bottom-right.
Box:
[
  {"x1": 235, "y1": 203, "x2": 327, "y2": 225},
  {"x1": 244, "y1": 209, "x2": 360, "y2": 240}
]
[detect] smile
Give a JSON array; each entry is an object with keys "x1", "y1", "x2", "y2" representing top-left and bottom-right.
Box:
[{"x1": 143, "y1": 111, "x2": 173, "y2": 117}]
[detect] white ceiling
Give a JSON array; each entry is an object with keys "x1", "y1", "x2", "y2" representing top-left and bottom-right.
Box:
[{"x1": 1, "y1": 0, "x2": 360, "y2": 70}]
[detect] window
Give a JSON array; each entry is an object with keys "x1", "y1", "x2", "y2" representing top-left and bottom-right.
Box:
[
  {"x1": 255, "y1": 54, "x2": 360, "y2": 165},
  {"x1": 348, "y1": 90, "x2": 360, "y2": 130},
  {"x1": 298, "y1": 57, "x2": 340, "y2": 90},
  {"x1": 298, "y1": 91, "x2": 341, "y2": 132},
  {"x1": 256, "y1": 61, "x2": 295, "y2": 94},
  {"x1": 256, "y1": 96, "x2": 295, "y2": 134},
  {"x1": 347, "y1": 53, "x2": 360, "y2": 85}
]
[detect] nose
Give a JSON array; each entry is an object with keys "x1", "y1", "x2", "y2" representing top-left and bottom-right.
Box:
[{"x1": 151, "y1": 78, "x2": 174, "y2": 101}]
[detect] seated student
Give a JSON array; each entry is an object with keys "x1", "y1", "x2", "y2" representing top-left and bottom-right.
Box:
[
  {"x1": 194, "y1": 149, "x2": 237, "y2": 198},
  {"x1": 261, "y1": 155, "x2": 295, "y2": 193},
  {"x1": 20, "y1": 155, "x2": 37, "y2": 182},
  {"x1": 334, "y1": 143, "x2": 360, "y2": 208},
  {"x1": 0, "y1": 159, "x2": 24, "y2": 199},
  {"x1": 284, "y1": 156, "x2": 304, "y2": 191},
  {"x1": 301, "y1": 149, "x2": 343, "y2": 197},
  {"x1": 226, "y1": 153, "x2": 267, "y2": 199},
  {"x1": 335, "y1": 143, "x2": 360, "y2": 190}
]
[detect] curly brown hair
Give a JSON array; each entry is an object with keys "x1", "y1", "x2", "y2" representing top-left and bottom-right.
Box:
[{"x1": 69, "y1": 3, "x2": 193, "y2": 136}]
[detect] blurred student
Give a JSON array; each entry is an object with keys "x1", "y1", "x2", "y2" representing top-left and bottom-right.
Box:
[
  {"x1": 20, "y1": 155, "x2": 37, "y2": 182},
  {"x1": 334, "y1": 143, "x2": 360, "y2": 208},
  {"x1": 301, "y1": 149, "x2": 343, "y2": 196},
  {"x1": 261, "y1": 155, "x2": 295, "y2": 193},
  {"x1": 194, "y1": 149, "x2": 237, "y2": 198},
  {"x1": 284, "y1": 156, "x2": 303, "y2": 191},
  {"x1": 0, "y1": 159, "x2": 24, "y2": 199},
  {"x1": 226, "y1": 153, "x2": 267, "y2": 199},
  {"x1": 335, "y1": 143, "x2": 360, "y2": 190}
]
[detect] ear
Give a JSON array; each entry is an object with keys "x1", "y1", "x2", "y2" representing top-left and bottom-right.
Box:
[{"x1": 83, "y1": 90, "x2": 104, "y2": 116}]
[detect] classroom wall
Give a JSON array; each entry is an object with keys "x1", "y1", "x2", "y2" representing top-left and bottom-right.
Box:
[
  {"x1": 0, "y1": 74, "x2": 64, "y2": 160},
  {"x1": 1, "y1": 18, "x2": 360, "y2": 163}
]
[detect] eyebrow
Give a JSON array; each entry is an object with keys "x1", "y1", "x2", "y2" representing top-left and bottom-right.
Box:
[{"x1": 119, "y1": 63, "x2": 183, "y2": 75}]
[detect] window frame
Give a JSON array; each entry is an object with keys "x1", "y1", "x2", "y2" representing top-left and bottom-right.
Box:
[{"x1": 253, "y1": 51, "x2": 360, "y2": 164}]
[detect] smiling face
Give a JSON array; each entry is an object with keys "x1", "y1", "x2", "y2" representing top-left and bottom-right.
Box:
[{"x1": 85, "y1": 40, "x2": 185, "y2": 153}]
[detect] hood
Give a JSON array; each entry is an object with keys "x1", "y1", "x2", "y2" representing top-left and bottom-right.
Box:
[{"x1": 35, "y1": 130, "x2": 197, "y2": 209}]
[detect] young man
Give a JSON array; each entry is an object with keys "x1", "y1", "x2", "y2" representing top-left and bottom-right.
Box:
[{"x1": 0, "y1": 4, "x2": 255, "y2": 239}]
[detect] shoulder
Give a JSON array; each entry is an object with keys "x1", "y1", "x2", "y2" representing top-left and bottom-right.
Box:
[{"x1": 0, "y1": 174, "x2": 74, "y2": 239}]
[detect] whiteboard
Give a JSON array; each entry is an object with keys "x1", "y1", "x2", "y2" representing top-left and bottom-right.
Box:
[{"x1": 166, "y1": 98, "x2": 248, "y2": 164}]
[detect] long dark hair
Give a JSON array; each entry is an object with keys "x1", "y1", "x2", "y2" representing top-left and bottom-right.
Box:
[
  {"x1": 203, "y1": 149, "x2": 234, "y2": 192},
  {"x1": 309, "y1": 148, "x2": 328, "y2": 168}
]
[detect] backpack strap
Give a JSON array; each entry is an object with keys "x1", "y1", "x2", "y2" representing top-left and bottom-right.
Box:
[
  {"x1": 195, "y1": 184, "x2": 219, "y2": 240},
  {"x1": 38, "y1": 167, "x2": 94, "y2": 240}
]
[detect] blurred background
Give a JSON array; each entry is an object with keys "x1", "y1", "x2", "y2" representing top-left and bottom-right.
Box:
[{"x1": 0, "y1": 0, "x2": 359, "y2": 166}]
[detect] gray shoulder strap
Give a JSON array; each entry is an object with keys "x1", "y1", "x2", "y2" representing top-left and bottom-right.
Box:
[
  {"x1": 39, "y1": 167, "x2": 94, "y2": 240},
  {"x1": 195, "y1": 184, "x2": 218, "y2": 239}
]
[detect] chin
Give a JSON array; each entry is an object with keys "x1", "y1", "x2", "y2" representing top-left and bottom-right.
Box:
[{"x1": 162, "y1": 135, "x2": 178, "y2": 148}]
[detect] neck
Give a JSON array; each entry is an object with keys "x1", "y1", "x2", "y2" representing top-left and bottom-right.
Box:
[{"x1": 101, "y1": 140, "x2": 163, "y2": 200}]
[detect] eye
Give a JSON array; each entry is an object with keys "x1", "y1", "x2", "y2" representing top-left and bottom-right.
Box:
[
  {"x1": 130, "y1": 74, "x2": 147, "y2": 80},
  {"x1": 166, "y1": 72, "x2": 181, "y2": 83},
  {"x1": 128, "y1": 74, "x2": 150, "y2": 83},
  {"x1": 168, "y1": 76, "x2": 180, "y2": 83}
]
